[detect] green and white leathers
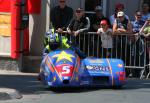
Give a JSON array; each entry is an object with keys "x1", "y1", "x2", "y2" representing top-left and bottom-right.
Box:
[{"x1": 44, "y1": 29, "x2": 70, "y2": 52}]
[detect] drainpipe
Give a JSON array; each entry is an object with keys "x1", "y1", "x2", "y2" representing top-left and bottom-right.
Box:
[{"x1": 17, "y1": 0, "x2": 29, "y2": 72}]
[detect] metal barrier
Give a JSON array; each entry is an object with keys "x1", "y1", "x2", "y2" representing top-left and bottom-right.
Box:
[{"x1": 60, "y1": 32, "x2": 150, "y2": 78}]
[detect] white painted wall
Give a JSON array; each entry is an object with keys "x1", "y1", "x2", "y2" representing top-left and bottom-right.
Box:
[{"x1": 0, "y1": 36, "x2": 10, "y2": 56}]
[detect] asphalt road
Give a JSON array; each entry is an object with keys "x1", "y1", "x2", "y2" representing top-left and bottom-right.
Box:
[{"x1": 0, "y1": 71, "x2": 150, "y2": 103}]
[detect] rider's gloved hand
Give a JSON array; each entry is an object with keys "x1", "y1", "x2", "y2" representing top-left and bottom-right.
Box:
[
  {"x1": 74, "y1": 31, "x2": 79, "y2": 36},
  {"x1": 57, "y1": 28, "x2": 63, "y2": 33},
  {"x1": 67, "y1": 30, "x2": 72, "y2": 35}
]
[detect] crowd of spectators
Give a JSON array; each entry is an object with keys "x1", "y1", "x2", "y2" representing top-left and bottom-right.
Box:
[{"x1": 49, "y1": 0, "x2": 150, "y2": 70}]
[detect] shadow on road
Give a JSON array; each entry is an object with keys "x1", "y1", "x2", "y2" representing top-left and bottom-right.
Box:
[
  {"x1": 0, "y1": 74, "x2": 150, "y2": 94},
  {"x1": 125, "y1": 78, "x2": 150, "y2": 89},
  {"x1": 0, "y1": 74, "x2": 45, "y2": 95}
]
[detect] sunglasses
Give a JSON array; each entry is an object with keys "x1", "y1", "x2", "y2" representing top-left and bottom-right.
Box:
[
  {"x1": 76, "y1": 10, "x2": 82, "y2": 13},
  {"x1": 137, "y1": 15, "x2": 142, "y2": 18},
  {"x1": 118, "y1": 16, "x2": 124, "y2": 18}
]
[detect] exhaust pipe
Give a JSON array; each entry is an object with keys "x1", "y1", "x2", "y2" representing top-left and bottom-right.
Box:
[{"x1": 63, "y1": 80, "x2": 69, "y2": 84}]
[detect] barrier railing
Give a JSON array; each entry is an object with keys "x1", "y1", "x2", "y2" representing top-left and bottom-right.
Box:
[{"x1": 60, "y1": 32, "x2": 150, "y2": 78}]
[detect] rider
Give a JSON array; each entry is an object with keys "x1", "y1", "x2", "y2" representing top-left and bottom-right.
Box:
[
  {"x1": 43, "y1": 29, "x2": 70, "y2": 57},
  {"x1": 43, "y1": 29, "x2": 86, "y2": 58}
]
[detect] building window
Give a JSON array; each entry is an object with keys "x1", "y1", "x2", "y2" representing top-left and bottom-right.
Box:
[{"x1": 85, "y1": 0, "x2": 102, "y2": 11}]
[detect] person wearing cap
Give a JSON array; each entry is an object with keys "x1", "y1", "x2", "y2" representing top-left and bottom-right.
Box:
[
  {"x1": 89, "y1": 6, "x2": 110, "y2": 57},
  {"x1": 129, "y1": 11, "x2": 146, "y2": 72},
  {"x1": 113, "y1": 11, "x2": 132, "y2": 34},
  {"x1": 50, "y1": 0, "x2": 73, "y2": 32},
  {"x1": 67, "y1": 8, "x2": 90, "y2": 58},
  {"x1": 97, "y1": 20, "x2": 113, "y2": 58},
  {"x1": 141, "y1": 3, "x2": 150, "y2": 22},
  {"x1": 132, "y1": 10, "x2": 145, "y2": 33},
  {"x1": 109, "y1": 3, "x2": 129, "y2": 25},
  {"x1": 113, "y1": 11, "x2": 132, "y2": 62},
  {"x1": 67, "y1": 8, "x2": 90, "y2": 36},
  {"x1": 90, "y1": 5, "x2": 110, "y2": 32}
]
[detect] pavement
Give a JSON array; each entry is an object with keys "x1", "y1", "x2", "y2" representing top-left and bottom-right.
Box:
[
  {"x1": 0, "y1": 88, "x2": 22, "y2": 100},
  {"x1": 0, "y1": 70, "x2": 39, "y2": 101}
]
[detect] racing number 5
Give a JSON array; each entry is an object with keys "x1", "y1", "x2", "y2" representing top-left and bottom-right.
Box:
[{"x1": 62, "y1": 66, "x2": 70, "y2": 74}]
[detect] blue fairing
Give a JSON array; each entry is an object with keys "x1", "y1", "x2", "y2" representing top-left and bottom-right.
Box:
[
  {"x1": 80, "y1": 58, "x2": 126, "y2": 86},
  {"x1": 39, "y1": 49, "x2": 126, "y2": 87}
]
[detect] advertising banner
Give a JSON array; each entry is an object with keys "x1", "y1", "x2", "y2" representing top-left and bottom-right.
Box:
[{"x1": 0, "y1": 13, "x2": 11, "y2": 37}]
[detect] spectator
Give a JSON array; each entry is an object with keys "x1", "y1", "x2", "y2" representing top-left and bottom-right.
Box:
[
  {"x1": 113, "y1": 11, "x2": 132, "y2": 62},
  {"x1": 141, "y1": 3, "x2": 150, "y2": 22},
  {"x1": 91, "y1": 6, "x2": 110, "y2": 32},
  {"x1": 143, "y1": 19, "x2": 150, "y2": 35},
  {"x1": 110, "y1": 3, "x2": 129, "y2": 26},
  {"x1": 67, "y1": 8, "x2": 90, "y2": 36},
  {"x1": 143, "y1": 19, "x2": 150, "y2": 64},
  {"x1": 50, "y1": 0, "x2": 73, "y2": 32},
  {"x1": 132, "y1": 11, "x2": 145, "y2": 33},
  {"x1": 129, "y1": 11, "x2": 146, "y2": 76},
  {"x1": 67, "y1": 8, "x2": 90, "y2": 57},
  {"x1": 113, "y1": 11, "x2": 132, "y2": 34},
  {"x1": 89, "y1": 5, "x2": 110, "y2": 57},
  {"x1": 97, "y1": 20, "x2": 113, "y2": 58}
]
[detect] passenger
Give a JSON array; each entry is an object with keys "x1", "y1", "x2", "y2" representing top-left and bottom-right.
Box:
[
  {"x1": 97, "y1": 20, "x2": 113, "y2": 58},
  {"x1": 110, "y1": 3, "x2": 129, "y2": 26},
  {"x1": 50, "y1": 0, "x2": 73, "y2": 33},
  {"x1": 67, "y1": 8, "x2": 90, "y2": 57},
  {"x1": 141, "y1": 3, "x2": 150, "y2": 22}
]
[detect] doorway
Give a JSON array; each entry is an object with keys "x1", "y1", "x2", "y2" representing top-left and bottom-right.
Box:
[{"x1": 85, "y1": 0, "x2": 102, "y2": 11}]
